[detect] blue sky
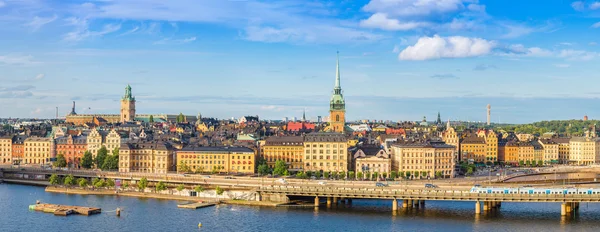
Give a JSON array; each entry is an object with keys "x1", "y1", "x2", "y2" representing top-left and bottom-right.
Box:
[{"x1": 1, "y1": 0, "x2": 600, "y2": 123}]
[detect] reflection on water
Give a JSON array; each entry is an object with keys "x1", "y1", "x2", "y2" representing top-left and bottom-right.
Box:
[{"x1": 2, "y1": 184, "x2": 600, "y2": 231}]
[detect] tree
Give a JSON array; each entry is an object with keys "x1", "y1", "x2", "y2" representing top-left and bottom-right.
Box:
[
  {"x1": 78, "y1": 178, "x2": 88, "y2": 188},
  {"x1": 373, "y1": 172, "x2": 379, "y2": 180},
  {"x1": 348, "y1": 171, "x2": 355, "y2": 179},
  {"x1": 64, "y1": 174, "x2": 75, "y2": 186},
  {"x1": 49, "y1": 174, "x2": 60, "y2": 185},
  {"x1": 177, "y1": 184, "x2": 185, "y2": 192},
  {"x1": 519, "y1": 160, "x2": 525, "y2": 166},
  {"x1": 537, "y1": 160, "x2": 544, "y2": 167},
  {"x1": 54, "y1": 154, "x2": 67, "y2": 168},
  {"x1": 138, "y1": 177, "x2": 148, "y2": 191},
  {"x1": 405, "y1": 172, "x2": 411, "y2": 179},
  {"x1": 215, "y1": 186, "x2": 224, "y2": 195},
  {"x1": 177, "y1": 113, "x2": 185, "y2": 123},
  {"x1": 436, "y1": 171, "x2": 443, "y2": 179},
  {"x1": 102, "y1": 154, "x2": 119, "y2": 171},
  {"x1": 272, "y1": 160, "x2": 288, "y2": 176},
  {"x1": 257, "y1": 164, "x2": 270, "y2": 176},
  {"x1": 194, "y1": 186, "x2": 204, "y2": 193},
  {"x1": 382, "y1": 172, "x2": 388, "y2": 179},
  {"x1": 156, "y1": 181, "x2": 167, "y2": 192},
  {"x1": 179, "y1": 161, "x2": 191, "y2": 173},
  {"x1": 323, "y1": 171, "x2": 330, "y2": 179},
  {"x1": 315, "y1": 171, "x2": 322, "y2": 179},
  {"x1": 339, "y1": 172, "x2": 346, "y2": 179},
  {"x1": 106, "y1": 179, "x2": 115, "y2": 187},
  {"x1": 525, "y1": 160, "x2": 531, "y2": 166},
  {"x1": 81, "y1": 151, "x2": 93, "y2": 169},
  {"x1": 123, "y1": 182, "x2": 130, "y2": 189},
  {"x1": 390, "y1": 171, "x2": 398, "y2": 180},
  {"x1": 95, "y1": 146, "x2": 108, "y2": 168},
  {"x1": 92, "y1": 178, "x2": 101, "y2": 186},
  {"x1": 149, "y1": 115, "x2": 154, "y2": 123},
  {"x1": 283, "y1": 170, "x2": 290, "y2": 176},
  {"x1": 399, "y1": 171, "x2": 405, "y2": 179},
  {"x1": 421, "y1": 171, "x2": 427, "y2": 178},
  {"x1": 466, "y1": 167, "x2": 474, "y2": 176},
  {"x1": 94, "y1": 179, "x2": 106, "y2": 188}
]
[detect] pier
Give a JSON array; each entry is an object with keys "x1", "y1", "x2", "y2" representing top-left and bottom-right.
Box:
[
  {"x1": 31, "y1": 203, "x2": 101, "y2": 216},
  {"x1": 177, "y1": 201, "x2": 217, "y2": 209}
]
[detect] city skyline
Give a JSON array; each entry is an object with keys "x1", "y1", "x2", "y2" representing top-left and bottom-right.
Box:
[{"x1": 1, "y1": 1, "x2": 600, "y2": 123}]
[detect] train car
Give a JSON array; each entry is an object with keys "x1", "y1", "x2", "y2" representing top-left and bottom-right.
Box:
[{"x1": 469, "y1": 186, "x2": 600, "y2": 195}]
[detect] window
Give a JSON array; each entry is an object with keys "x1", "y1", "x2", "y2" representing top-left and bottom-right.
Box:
[{"x1": 336, "y1": 115, "x2": 340, "y2": 122}]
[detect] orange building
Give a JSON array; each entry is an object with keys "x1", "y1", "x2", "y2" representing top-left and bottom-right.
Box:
[
  {"x1": 11, "y1": 135, "x2": 26, "y2": 164},
  {"x1": 460, "y1": 137, "x2": 486, "y2": 163},
  {"x1": 55, "y1": 135, "x2": 88, "y2": 168},
  {"x1": 504, "y1": 141, "x2": 519, "y2": 164}
]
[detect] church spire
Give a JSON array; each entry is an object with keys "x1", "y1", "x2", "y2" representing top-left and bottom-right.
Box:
[
  {"x1": 302, "y1": 108, "x2": 306, "y2": 122},
  {"x1": 334, "y1": 51, "x2": 341, "y2": 94}
]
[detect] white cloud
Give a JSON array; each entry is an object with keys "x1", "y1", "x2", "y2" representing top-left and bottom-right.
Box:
[
  {"x1": 559, "y1": 42, "x2": 574, "y2": 46},
  {"x1": 153, "y1": 36, "x2": 196, "y2": 44},
  {"x1": 27, "y1": 15, "x2": 58, "y2": 31},
  {"x1": 591, "y1": 2, "x2": 600, "y2": 10},
  {"x1": 500, "y1": 23, "x2": 534, "y2": 39},
  {"x1": 243, "y1": 25, "x2": 382, "y2": 44},
  {"x1": 0, "y1": 55, "x2": 39, "y2": 65},
  {"x1": 571, "y1": 1, "x2": 585, "y2": 11},
  {"x1": 558, "y1": 49, "x2": 598, "y2": 61},
  {"x1": 363, "y1": 0, "x2": 469, "y2": 17},
  {"x1": 64, "y1": 22, "x2": 121, "y2": 41},
  {"x1": 392, "y1": 45, "x2": 400, "y2": 53},
  {"x1": 592, "y1": 22, "x2": 600, "y2": 28},
  {"x1": 359, "y1": 13, "x2": 429, "y2": 31},
  {"x1": 590, "y1": 42, "x2": 598, "y2": 46},
  {"x1": 398, "y1": 35, "x2": 496, "y2": 61},
  {"x1": 554, "y1": 64, "x2": 570, "y2": 68},
  {"x1": 0, "y1": 1, "x2": 5, "y2": 8},
  {"x1": 504, "y1": 45, "x2": 597, "y2": 61},
  {"x1": 34, "y1": 74, "x2": 45, "y2": 80}
]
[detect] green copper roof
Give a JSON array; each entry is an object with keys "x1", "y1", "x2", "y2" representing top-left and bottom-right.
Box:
[
  {"x1": 122, "y1": 84, "x2": 135, "y2": 101},
  {"x1": 330, "y1": 51, "x2": 345, "y2": 111}
]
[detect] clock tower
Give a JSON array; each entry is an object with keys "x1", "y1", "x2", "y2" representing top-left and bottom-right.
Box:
[{"x1": 329, "y1": 52, "x2": 345, "y2": 133}]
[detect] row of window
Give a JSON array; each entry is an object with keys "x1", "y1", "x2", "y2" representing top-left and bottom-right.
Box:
[
  {"x1": 305, "y1": 150, "x2": 345, "y2": 154},
  {"x1": 305, "y1": 144, "x2": 345, "y2": 148}
]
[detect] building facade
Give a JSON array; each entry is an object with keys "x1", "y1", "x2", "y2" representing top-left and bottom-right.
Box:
[
  {"x1": 24, "y1": 137, "x2": 52, "y2": 165},
  {"x1": 303, "y1": 132, "x2": 348, "y2": 172},
  {"x1": 11, "y1": 136, "x2": 25, "y2": 164},
  {"x1": 391, "y1": 141, "x2": 456, "y2": 178},
  {"x1": 119, "y1": 142, "x2": 175, "y2": 174},
  {"x1": 120, "y1": 84, "x2": 136, "y2": 123},
  {"x1": 441, "y1": 121, "x2": 460, "y2": 153},
  {"x1": 460, "y1": 137, "x2": 486, "y2": 163},
  {"x1": 55, "y1": 135, "x2": 88, "y2": 167},
  {"x1": 569, "y1": 137, "x2": 600, "y2": 165},
  {"x1": 539, "y1": 139, "x2": 559, "y2": 164},
  {"x1": 353, "y1": 147, "x2": 391, "y2": 177},
  {"x1": 0, "y1": 136, "x2": 12, "y2": 164},
  {"x1": 262, "y1": 136, "x2": 304, "y2": 171},
  {"x1": 176, "y1": 146, "x2": 255, "y2": 174}
]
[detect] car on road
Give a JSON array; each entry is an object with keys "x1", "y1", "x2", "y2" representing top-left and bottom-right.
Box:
[
  {"x1": 276, "y1": 178, "x2": 287, "y2": 184},
  {"x1": 425, "y1": 183, "x2": 438, "y2": 188},
  {"x1": 375, "y1": 182, "x2": 389, "y2": 187},
  {"x1": 225, "y1": 176, "x2": 234, "y2": 179},
  {"x1": 318, "y1": 181, "x2": 327, "y2": 185},
  {"x1": 203, "y1": 175, "x2": 211, "y2": 178}
]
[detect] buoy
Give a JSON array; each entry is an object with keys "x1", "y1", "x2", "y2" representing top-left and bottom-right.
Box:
[
  {"x1": 198, "y1": 223, "x2": 202, "y2": 227},
  {"x1": 116, "y1": 208, "x2": 121, "y2": 217}
]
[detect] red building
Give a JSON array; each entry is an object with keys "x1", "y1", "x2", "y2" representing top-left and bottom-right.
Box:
[
  {"x1": 286, "y1": 122, "x2": 315, "y2": 132},
  {"x1": 11, "y1": 135, "x2": 26, "y2": 164},
  {"x1": 55, "y1": 135, "x2": 88, "y2": 168},
  {"x1": 385, "y1": 128, "x2": 406, "y2": 135}
]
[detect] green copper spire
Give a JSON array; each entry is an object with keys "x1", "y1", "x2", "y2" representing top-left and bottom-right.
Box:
[
  {"x1": 330, "y1": 51, "x2": 345, "y2": 111},
  {"x1": 123, "y1": 84, "x2": 135, "y2": 101}
]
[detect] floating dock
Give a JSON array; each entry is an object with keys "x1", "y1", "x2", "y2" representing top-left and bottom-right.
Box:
[
  {"x1": 177, "y1": 201, "x2": 217, "y2": 209},
  {"x1": 31, "y1": 203, "x2": 101, "y2": 216}
]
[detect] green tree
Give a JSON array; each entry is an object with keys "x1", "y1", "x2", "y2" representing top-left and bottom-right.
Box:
[
  {"x1": 257, "y1": 164, "x2": 270, "y2": 176},
  {"x1": 466, "y1": 167, "x2": 474, "y2": 176},
  {"x1": 357, "y1": 172, "x2": 363, "y2": 180},
  {"x1": 399, "y1": 171, "x2": 405, "y2": 179},
  {"x1": 149, "y1": 115, "x2": 154, "y2": 123},
  {"x1": 518, "y1": 160, "x2": 525, "y2": 166},
  {"x1": 296, "y1": 172, "x2": 306, "y2": 179},
  {"x1": 421, "y1": 171, "x2": 427, "y2": 178},
  {"x1": 106, "y1": 179, "x2": 115, "y2": 187},
  {"x1": 177, "y1": 184, "x2": 185, "y2": 192},
  {"x1": 525, "y1": 160, "x2": 531, "y2": 166},
  {"x1": 272, "y1": 160, "x2": 288, "y2": 176},
  {"x1": 54, "y1": 154, "x2": 67, "y2": 168},
  {"x1": 64, "y1": 174, "x2": 75, "y2": 186},
  {"x1": 348, "y1": 171, "x2": 355, "y2": 179},
  {"x1": 156, "y1": 181, "x2": 167, "y2": 192},
  {"x1": 339, "y1": 171, "x2": 346, "y2": 179},
  {"x1": 537, "y1": 160, "x2": 544, "y2": 166},
  {"x1": 194, "y1": 186, "x2": 204, "y2": 193},
  {"x1": 373, "y1": 172, "x2": 379, "y2": 180},
  {"x1": 81, "y1": 151, "x2": 93, "y2": 169},
  {"x1": 323, "y1": 171, "x2": 330, "y2": 179},
  {"x1": 179, "y1": 161, "x2": 190, "y2": 173},
  {"x1": 215, "y1": 186, "x2": 224, "y2": 195},
  {"x1": 49, "y1": 174, "x2": 60, "y2": 185},
  {"x1": 405, "y1": 172, "x2": 411, "y2": 179},
  {"x1": 382, "y1": 172, "x2": 388, "y2": 179},
  {"x1": 78, "y1": 178, "x2": 88, "y2": 188},
  {"x1": 123, "y1": 182, "x2": 130, "y2": 189},
  {"x1": 315, "y1": 171, "x2": 322, "y2": 179},
  {"x1": 138, "y1": 177, "x2": 148, "y2": 191},
  {"x1": 94, "y1": 179, "x2": 106, "y2": 188},
  {"x1": 95, "y1": 146, "x2": 108, "y2": 168},
  {"x1": 436, "y1": 171, "x2": 443, "y2": 178},
  {"x1": 102, "y1": 154, "x2": 119, "y2": 170},
  {"x1": 283, "y1": 170, "x2": 290, "y2": 176},
  {"x1": 177, "y1": 113, "x2": 185, "y2": 123},
  {"x1": 390, "y1": 171, "x2": 398, "y2": 180},
  {"x1": 92, "y1": 177, "x2": 100, "y2": 186}
]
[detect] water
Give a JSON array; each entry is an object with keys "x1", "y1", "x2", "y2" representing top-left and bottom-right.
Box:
[{"x1": 1, "y1": 184, "x2": 600, "y2": 232}]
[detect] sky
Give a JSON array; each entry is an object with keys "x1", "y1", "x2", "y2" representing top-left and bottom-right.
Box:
[{"x1": 1, "y1": 0, "x2": 600, "y2": 124}]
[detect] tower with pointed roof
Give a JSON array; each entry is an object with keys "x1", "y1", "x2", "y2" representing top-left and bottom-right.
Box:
[
  {"x1": 329, "y1": 51, "x2": 346, "y2": 133},
  {"x1": 120, "y1": 84, "x2": 136, "y2": 123}
]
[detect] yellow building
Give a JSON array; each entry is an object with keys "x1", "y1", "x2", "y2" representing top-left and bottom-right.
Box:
[
  {"x1": 441, "y1": 121, "x2": 459, "y2": 153},
  {"x1": 24, "y1": 137, "x2": 52, "y2": 165},
  {"x1": 328, "y1": 52, "x2": 346, "y2": 133},
  {"x1": 303, "y1": 132, "x2": 348, "y2": 172},
  {"x1": 569, "y1": 137, "x2": 600, "y2": 165},
  {"x1": 176, "y1": 146, "x2": 255, "y2": 174},
  {"x1": 504, "y1": 141, "x2": 519, "y2": 164},
  {"x1": 353, "y1": 147, "x2": 391, "y2": 177},
  {"x1": 391, "y1": 140, "x2": 456, "y2": 178},
  {"x1": 0, "y1": 136, "x2": 12, "y2": 164},
  {"x1": 551, "y1": 138, "x2": 571, "y2": 164},
  {"x1": 118, "y1": 142, "x2": 175, "y2": 174},
  {"x1": 538, "y1": 139, "x2": 559, "y2": 164},
  {"x1": 460, "y1": 137, "x2": 486, "y2": 163},
  {"x1": 262, "y1": 136, "x2": 304, "y2": 171},
  {"x1": 517, "y1": 142, "x2": 534, "y2": 163},
  {"x1": 87, "y1": 128, "x2": 122, "y2": 158}
]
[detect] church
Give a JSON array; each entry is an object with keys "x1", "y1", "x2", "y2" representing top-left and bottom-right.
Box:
[{"x1": 324, "y1": 52, "x2": 346, "y2": 133}]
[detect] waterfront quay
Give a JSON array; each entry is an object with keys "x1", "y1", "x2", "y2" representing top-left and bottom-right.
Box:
[{"x1": 3, "y1": 167, "x2": 600, "y2": 218}]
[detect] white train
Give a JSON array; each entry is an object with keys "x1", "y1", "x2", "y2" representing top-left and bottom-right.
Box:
[{"x1": 470, "y1": 187, "x2": 600, "y2": 195}]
